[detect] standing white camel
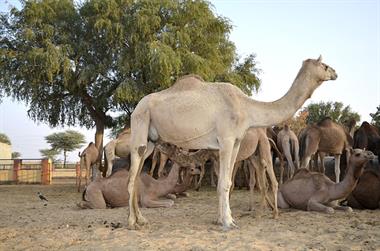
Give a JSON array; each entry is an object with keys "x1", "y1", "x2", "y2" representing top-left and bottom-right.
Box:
[{"x1": 127, "y1": 56, "x2": 337, "y2": 230}]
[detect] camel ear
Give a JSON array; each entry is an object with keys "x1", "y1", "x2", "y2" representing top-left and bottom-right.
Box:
[{"x1": 317, "y1": 55, "x2": 322, "y2": 63}]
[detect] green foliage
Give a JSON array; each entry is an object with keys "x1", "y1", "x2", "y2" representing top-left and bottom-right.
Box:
[
  {"x1": 303, "y1": 101, "x2": 361, "y2": 125},
  {"x1": 0, "y1": 133, "x2": 11, "y2": 145},
  {"x1": 45, "y1": 130, "x2": 85, "y2": 153},
  {"x1": 0, "y1": 0, "x2": 260, "y2": 135},
  {"x1": 11, "y1": 152, "x2": 21, "y2": 158},
  {"x1": 39, "y1": 148, "x2": 60, "y2": 162},
  {"x1": 370, "y1": 105, "x2": 380, "y2": 128}
]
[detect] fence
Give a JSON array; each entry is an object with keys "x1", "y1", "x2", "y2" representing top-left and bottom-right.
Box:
[{"x1": 0, "y1": 159, "x2": 52, "y2": 185}]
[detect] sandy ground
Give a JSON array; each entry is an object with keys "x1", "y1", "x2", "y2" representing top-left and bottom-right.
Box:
[{"x1": 0, "y1": 181, "x2": 379, "y2": 251}]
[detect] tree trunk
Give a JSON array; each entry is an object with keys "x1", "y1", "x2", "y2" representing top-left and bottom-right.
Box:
[
  {"x1": 63, "y1": 150, "x2": 67, "y2": 169},
  {"x1": 94, "y1": 119, "x2": 105, "y2": 176}
]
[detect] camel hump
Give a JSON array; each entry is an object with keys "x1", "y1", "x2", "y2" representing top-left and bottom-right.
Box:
[
  {"x1": 171, "y1": 74, "x2": 205, "y2": 91},
  {"x1": 88, "y1": 142, "x2": 94, "y2": 146},
  {"x1": 317, "y1": 117, "x2": 333, "y2": 127}
]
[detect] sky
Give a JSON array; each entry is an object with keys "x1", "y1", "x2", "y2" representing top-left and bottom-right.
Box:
[{"x1": 0, "y1": 0, "x2": 379, "y2": 162}]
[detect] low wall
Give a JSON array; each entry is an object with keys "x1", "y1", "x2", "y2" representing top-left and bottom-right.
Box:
[{"x1": 0, "y1": 159, "x2": 52, "y2": 184}]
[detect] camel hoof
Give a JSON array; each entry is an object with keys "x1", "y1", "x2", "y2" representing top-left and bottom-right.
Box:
[
  {"x1": 325, "y1": 207, "x2": 334, "y2": 214},
  {"x1": 137, "y1": 216, "x2": 149, "y2": 226},
  {"x1": 127, "y1": 223, "x2": 141, "y2": 230},
  {"x1": 166, "y1": 194, "x2": 177, "y2": 200},
  {"x1": 222, "y1": 221, "x2": 239, "y2": 231},
  {"x1": 345, "y1": 207, "x2": 353, "y2": 213}
]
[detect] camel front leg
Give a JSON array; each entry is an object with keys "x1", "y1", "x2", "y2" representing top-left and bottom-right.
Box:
[
  {"x1": 247, "y1": 158, "x2": 256, "y2": 211},
  {"x1": 328, "y1": 201, "x2": 353, "y2": 212},
  {"x1": 157, "y1": 152, "x2": 169, "y2": 178},
  {"x1": 216, "y1": 138, "x2": 240, "y2": 230},
  {"x1": 149, "y1": 148, "x2": 159, "y2": 176},
  {"x1": 141, "y1": 198, "x2": 174, "y2": 208},
  {"x1": 334, "y1": 154, "x2": 341, "y2": 183},
  {"x1": 195, "y1": 163, "x2": 206, "y2": 191},
  {"x1": 265, "y1": 159, "x2": 279, "y2": 218}
]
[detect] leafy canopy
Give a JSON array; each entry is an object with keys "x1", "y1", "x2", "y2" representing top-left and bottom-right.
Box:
[
  {"x1": 0, "y1": 0, "x2": 261, "y2": 134},
  {"x1": 303, "y1": 101, "x2": 360, "y2": 125},
  {"x1": 45, "y1": 130, "x2": 85, "y2": 153},
  {"x1": 370, "y1": 105, "x2": 380, "y2": 128},
  {"x1": 0, "y1": 133, "x2": 11, "y2": 145}
]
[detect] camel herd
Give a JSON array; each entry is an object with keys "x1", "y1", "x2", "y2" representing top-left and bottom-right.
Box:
[{"x1": 76, "y1": 56, "x2": 380, "y2": 230}]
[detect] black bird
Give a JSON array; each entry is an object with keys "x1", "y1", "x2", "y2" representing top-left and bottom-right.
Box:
[{"x1": 37, "y1": 192, "x2": 48, "y2": 202}]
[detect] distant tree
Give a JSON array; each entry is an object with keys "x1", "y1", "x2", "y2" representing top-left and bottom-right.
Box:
[
  {"x1": 0, "y1": 0, "x2": 261, "y2": 161},
  {"x1": 11, "y1": 151, "x2": 21, "y2": 158},
  {"x1": 45, "y1": 130, "x2": 85, "y2": 168},
  {"x1": 370, "y1": 105, "x2": 380, "y2": 128},
  {"x1": 303, "y1": 101, "x2": 360, "y2": 125},
  {"x1": 0, "y1": 133, "x2": 11, "y2": 145},
  {"x1": 39, "y1": 148, "x2": 60, "y2": 162}
]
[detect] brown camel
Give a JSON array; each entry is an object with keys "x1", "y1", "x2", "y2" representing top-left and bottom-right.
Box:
[
  {"x1": 346, "y1": 161, "x2": 380, "y2": 209},
  {"x1": 278, "y1": 149, "x2": 375, "y2": 213},
  {"x1": 277, "y1": 125, "x2": 300, "y2": 179},
  {"x1": 78, "y1": 142, "x2": 99, "y2": 192},
  {"x1": 299, "y1": 118, "x2": 353, "y2": 183},
  {"x1": 127, "y1": 56, "x2": 337, "y2": 230},
  {"x1": 354, "y1": 121, "x2": 380, "y2": 158},
  {"x1": 213, "y1": 128, "x2": 279, "y2": 214},
  {"x1": 77, "y1": 162, "x2": 198, "y2": 209}
]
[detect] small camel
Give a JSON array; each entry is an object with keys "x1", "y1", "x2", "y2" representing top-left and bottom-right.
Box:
[
  {"x1": 277, "y1": 125, "x2": 300, "y2": 179},
  {"x1": 77, "y1": 162, "x2": 197, "y2": 209},
  {"x1": 127, "y1": 56, "x2": 337, "y2": 230},
  {"x1": 277, "y1": 149, "x2": 375, "y2": 213},
  {"x1": 299, "y1": 118, "x2": 353, "y2": 183},
  {"x1": 346, "y1": 162, "x2": 380, "y2": 209},
  {"x1": 150, "y1": 141, "x2": 219, "y2": 190},
  {"x1": 78, "y1": 142, "x2": 99, "y2": 192},
  {"x1": 354, "y1": 121, "x2": 380, "y2": 158},
  {"x1": 103, "y1": 128, "x2": 133, "y2": 177}
]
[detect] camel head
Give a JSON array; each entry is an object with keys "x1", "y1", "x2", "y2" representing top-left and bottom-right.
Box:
[
  {"x1": 302, "y1": 55, "x2": 337, "y2": 82},
  {"x1": 350, "y1": 148, "x2": 375, "y2": 179}
]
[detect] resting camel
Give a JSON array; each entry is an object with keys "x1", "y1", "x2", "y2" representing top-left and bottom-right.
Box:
[
  {"x1": 299, "y1": 118, "x2": 353, "y2": 183},
  {"x1": 354, "y1": 121, "x2": 380, "y2": 158},
  {"x1": 278, "y1": 149, "x2": 375, "y2": 213},
  {"x1": 346, "y1": 162, "x2": 380, "y2": 209},
  {"x1": 77, "y1": 161, "x2": 199, "y2": 209},
  {"x1": 127, "y1": 56, "x2": 337, "y2": 230},
  {"x1": 78, "y1": 142, "x2": 99, "y2": 192},
  {"x1": 103, "y1": 128, "x2": 132, "y2": 177},
  {"x1": 277, "y1": 125, "x2": 300, "y2": 179}
]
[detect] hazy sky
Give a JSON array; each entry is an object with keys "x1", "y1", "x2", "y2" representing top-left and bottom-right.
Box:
[{"x1": 0, "y1": 0, "x2": 379, "y2": 162}]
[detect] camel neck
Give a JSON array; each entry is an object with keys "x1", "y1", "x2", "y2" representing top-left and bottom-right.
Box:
[
  {"x1": 245, "y1": 69, "x2": 320, "y2": 128},
  {"x1": 330, "y1": 164, "x2": 359, "y2": 200},
  {"x1": 156, "y1": 164, "x2": 180, "y2": 196}
]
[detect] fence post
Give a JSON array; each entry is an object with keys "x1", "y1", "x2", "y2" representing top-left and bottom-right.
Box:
[
  {"x1": 41, "y1": 158, "x2": 51, "y2": 185},
  {"x1": 13, "y1": 159, "x2": 21, "y2": 183}
]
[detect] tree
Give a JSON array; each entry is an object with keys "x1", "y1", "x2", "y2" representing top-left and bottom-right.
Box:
[
  {"x1": 303, "y1": 101, "x2": 360, "y2": 125},
  {"x1": 370, "y1": 105, "x2": 380, "y2": 128},
  {"x1": 39, "y1": 148, "x2": 60, "y2": 162},
  {"x1": 0, "y1": 133, "x2": 11, "y2": 145},
  {"x1": 11, "y1": 152, "x2": 21, "y2": 158},
  {"x1": 45, "y1": 130, "x2": 85, "y2": 168},
  {"x1": 0, "y1": 0, "x2": 261, "y2": 159}
]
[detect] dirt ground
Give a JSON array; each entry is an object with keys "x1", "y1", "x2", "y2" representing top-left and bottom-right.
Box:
[{"x1": 0, "y1": 182, "x2": 379, "y2": 251}]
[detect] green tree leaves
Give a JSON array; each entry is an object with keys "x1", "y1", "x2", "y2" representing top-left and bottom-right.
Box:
[
  {"x1": 303, "y1": 101, "x2": 360, "y2": 125},
  {"x1": 370, "y1": 105, "x2": 380, "y2": 128}
]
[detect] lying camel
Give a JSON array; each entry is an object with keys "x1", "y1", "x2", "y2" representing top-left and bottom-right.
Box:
[
  {"x1": 346, "y1": 165, "x2": 380, "y2": 209},
  {"x1": 77, "y1": 162, "x2": 196, "y2": 209},
  {"x1": 278, "y1": 149, "x2": 375, "y2": 213}
]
